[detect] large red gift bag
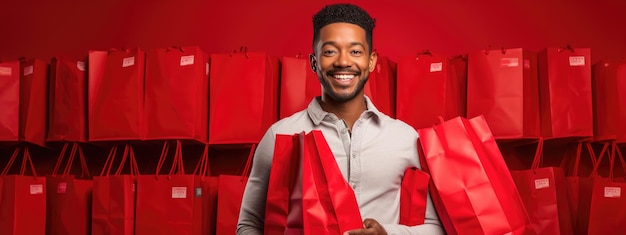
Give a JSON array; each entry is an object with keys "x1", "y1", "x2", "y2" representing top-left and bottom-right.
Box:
[
  {"x1": 0, "y1": 59, "x2": 48, "y2": 147},
  {"x1": 510, "y1": 139, "x2": 573, "y2": 234},
  {"x1": 264, "y1": 131, "x2": 362, "y2": 235},
  {"x1": 592, "y1": 59, "x2": 626, "y2": 143},
  {"x1": 47, "y1": 56, "x2": 87, "y2": 142},
  {"x1": 417, "y1": 116, "x2": 535, "y2": 234},
  {"x1": 0, "y1": 146, "x2": 46, "y2": 235},
  {"x1": 46, "y1": 143, "x2": 93, "y2": 235},
  {"x1": 279, "y1": 55, "x2": 320, "y2": 119},
  {"x1": 88, "y1": 48, "x2": 145, "y2": 141},
  {"x1": 216, "y1": 145, "x2": 256, "y2": 235},
  {"x1": 144, "y1": 46, "x2": 209, "y2": 142},
  {"x1": 91, "y1": 144, "x2": 139, "y2": 235},
  {"x1": 397, "y1": 52, "x2": 466, "y2": 130},
  {"x1": 364, "y1": 55, "x2": 397, "y2": 117},
  {"x1": 209, "y1": 48, "x2": 280, "y2": 145},
  {"x1": 467, "y1": 48, "x2": 540, "y2": 140},
  {"x1": 135, "y1": 141, "x2": 203, "y2": 235},
  {"x1": 537, "y1": 47, "x2": 593, "y2": 139}
]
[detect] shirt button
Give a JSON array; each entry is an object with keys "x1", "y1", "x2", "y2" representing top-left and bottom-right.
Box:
[
  {"x1": 352, "y1": 184, "x2": 356, "y2": 189},
  {"x1": 351, "y1": 153, "x2": 356, "y2": 158}
]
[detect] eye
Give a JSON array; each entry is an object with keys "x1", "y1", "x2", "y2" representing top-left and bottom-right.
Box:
[
  {"x1": 322, "y1": 50, "x2": 337, "y2": 56},
  {"x1": 350, "y1": 50, "x2": 363, "y2": 56}
]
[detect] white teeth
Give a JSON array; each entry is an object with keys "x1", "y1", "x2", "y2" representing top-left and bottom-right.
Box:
[{"x1": 333, "y1": 74, "x2": 355, "y2": 80}]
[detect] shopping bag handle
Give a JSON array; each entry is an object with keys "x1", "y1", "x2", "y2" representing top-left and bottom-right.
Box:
[
  {"x1": 569, "y1": 142, "x2": 599, "y2": 177},
  {"x1": 168, "y1": 140, "x2": 185, "y2": 177},
  {"x1": 530, "y1": 138, "x2": 545, "y2": 171},
  {"x1": 52, "y1": 142, "x2": 91, "y2": 178},
  {"x1": 100, "y1": 145, "x2": 119, "y2": 176},
  {"x1": 557, "y1": 44, "x2": 575, "y2": 53},
  {"x1": 1, "y1": 147, "x2": 22, "y2": 176},
  {"x1": 193, "y1": 144, "x2": 211, "y2": 177},
  {"x1": 114, "y1": 144, "x2": 140, "y2": 176},
  {"x1": 240, "y1": 143, "x2": 258, "y2": 183},
  {"x1": 589, "y1": 142, "x2": 611, "y2": 177}
]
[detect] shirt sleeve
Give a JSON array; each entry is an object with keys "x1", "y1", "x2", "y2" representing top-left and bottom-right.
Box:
[{"x1": 236, "y1": 127, "x2": 276, "y2": 235}]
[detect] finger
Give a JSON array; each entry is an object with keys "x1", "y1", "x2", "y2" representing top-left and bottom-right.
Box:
[{"x1": 363, "y1": 218, "x2": 378, "y2": 228}]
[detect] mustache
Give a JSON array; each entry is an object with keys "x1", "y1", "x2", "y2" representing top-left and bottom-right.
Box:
[{"x1": 326, "y1": 69, "x2": 361, "y2": 75}]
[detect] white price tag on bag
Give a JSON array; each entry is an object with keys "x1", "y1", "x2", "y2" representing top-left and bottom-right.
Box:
[
  {"x1": 569, "y1": 56, "x2": 585, "y2": 66},
  {"x1": 0, "y1": 67, "x2": 12, "y2": 76},
  {"x1": 172, "y1": 187, "x2": 187, "y2": 199},
  {"x1": 57, "y1": 182, "x2": 67, "y2": 193},
  {"x1": 604, "y1": 187, "x2": 621, "y2": 198},
  {"x1": 30, "y1": 184, "x2": 43, "y2": 195},
  {"x1": 501, "y1": 58, "x2": 519, "y2": 67},
  {"x1": 430, "y1": 62, "x2": 443, "y2": 72},
  {"x1": 206, "y1": 63, "x2": 210, "y2": 75},
  {"x1": 534, "y1": 178, "x2": 550, "y2": 189},
  {"x1": 122, "y1": 57, "x2": 135, "y2": 67},
  {"x1": 180, "y1": 55, "x2": 195, "y2": 66}
]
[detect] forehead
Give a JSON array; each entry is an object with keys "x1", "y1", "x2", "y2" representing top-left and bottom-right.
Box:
[{"x1": 318, "y1": 22, "x2": 367, "y2": 46}]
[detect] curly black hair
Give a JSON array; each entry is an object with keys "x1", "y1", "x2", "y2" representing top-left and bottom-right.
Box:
[{"x1": 312, "y1": 3, "x2": 376, "y2": 53}]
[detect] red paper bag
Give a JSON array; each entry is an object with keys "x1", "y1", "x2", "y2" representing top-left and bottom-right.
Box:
[
  {"x1": 144, "y1": 46, "x2": 209, "y2": 143},
  {"x1": 417, "y1": 116, "x2": 534, "y2": 235},
  {"x1": 216, "y1": 145, "x2": 255, "y2": 235},
  {"x1": 396, "y1": 52, "x2": 467, "y2": 130},
  {"x1": 399, "y1": 167, "x2": 430, "y2": 226},
  {"x1": 209, "y1": 49, "x2": 280, "y2": 145},
  {"x1": 592, "y1": 59, "x2": 626, "y2": 143},
  {"x1": 302, "y1": 130, "x2": 363, "y2": 234},
  {"x1": 192, "y1": 145, "x2": 218, "y2": 235},
  {"x1": 510, "y1": 139, "x2": 574, "y2": 234},
  {"x1": 364, "y1": 55, "x2": 397, "y2": 117},
  {"x1": 135, "y1": 141, "x2": 202, "y2": 235},
  {"x1": 46, "y1": 143, "x2": 93, "y2": 235},
  {"x1": 88, "y1": 48, "x2": 145, "y2": 141},
  {"x1": 538, "y1": 47, "x2": 593, "y2": 139},
  {"x1": 47, "y1": 56, "x2": 87, "y2": 142},
  {"x1": 0, "y1": 61, "x2": 21, "y2": 143},
  {"x1": 91, "y1": 144, "x2": 139, "y2": 235},
  {"x1": 279, "y1": 55, "x2": 320, "y2": 119},
  {"x1": 0, "y1": 146, "x2": 46, "y2": 235},
  {"x1": 0, "y1": 59, "x2": 48, "y2": 147},
  {"x1": 578, "y1": 142, "x2": 626, "y2": 234},
  {"x1": 563, "y1": 142, "x2": 600, "y2": 233},
  {"x1": 467, "y1": 48, "x2": 540, "y2": 140}
]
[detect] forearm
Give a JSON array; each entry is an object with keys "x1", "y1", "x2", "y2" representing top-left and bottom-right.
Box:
[{"x1": 381, "y1": 222, "x2": 445, "y2": 235}]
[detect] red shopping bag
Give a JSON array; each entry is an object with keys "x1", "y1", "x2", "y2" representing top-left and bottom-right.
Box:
[
  {"x1": 538, "y1": 47, "x2": 593, "y2": 139},
  {"x1": 209, "y1": 48, "x2": 280, "y2": 145},
  {"x1": 144, "y1": 46, "x2": 209, "y2": 143},
  {"x1": 467, "y1": 48, "x2": 540, "y2": 140},
  {"x1": 88, "y1": 48, "x2": 145, "y2": 141},
  {"x1": 396, "y1": 52, "x2": 467, "y2": 130},
  {"x1": 364, "y1": 55, "x2": 397, "y2": 117},
  {"x1": 91, "y1": 144, "x2": 139, "y2": 235},
  {"x1": 302, "y1": 130, "x2": 363, "y2": 234},
  {"x1": 216, "y1": 145, "x2": 256, "y2": 235},
  {"x1": 135, "y1": 140, "x2": 202, "y2": 235},
  {"x1": 47, "y1": 56, "x2": 88, "y2": 142},
  {"x1": 563, "y1": 142, "x2": 600, "y2": 234},
  {"x1": 417, "y1": 116, "x2": 535, "y2": 235},
  {"x1": 509, "y1": 139, "x2": 573, "y2": 235},
  {"x1": 578, "y1": 142, "x2": 626, "y2": 234},
  {"x1": 192, "y1": 144, "x2": 218, "y2": 235},
  {"x1": 279, "y1": 55, "x2": 320, "y2": 119},
  {"x1": 592, "y1": 59, "x2": 626, "y2": 143},
  {"x1": 399, "y1": 167, "x2": 430, "y2": 226},
  {"x1": 46, "y1": 143, "x2": 93, "y2": 235},
  {"x1": 0, "y1": 59, "x2": 48, "y2": 147},
  {"x1": 0, "y1": 146, "x2": 46, "y2": 235}
]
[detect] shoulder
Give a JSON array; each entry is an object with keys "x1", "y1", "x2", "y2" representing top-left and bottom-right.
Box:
[{"x1": 376, "y1": 112, "x2": 418, "y2": 139}]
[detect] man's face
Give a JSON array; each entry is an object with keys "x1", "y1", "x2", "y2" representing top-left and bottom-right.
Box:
[{"x1": 310, "y1": 22, "x2": 377, "y2": 103}]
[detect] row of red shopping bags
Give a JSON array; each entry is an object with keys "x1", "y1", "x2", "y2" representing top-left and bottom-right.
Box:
[
  {"x1": 0, "y1": 140, "x2": 254, "y2": 235},
  {"x1": 2, "y1": 46, "x2": 625, "y2": 147}
]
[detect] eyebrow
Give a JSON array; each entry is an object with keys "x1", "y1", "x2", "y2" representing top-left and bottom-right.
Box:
[{"x1": 321, "y1": 41, "x2": 366, "y2": 49}]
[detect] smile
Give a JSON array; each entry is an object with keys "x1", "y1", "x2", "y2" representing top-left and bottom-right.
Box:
[{"x1": 332, "y1": 74, "x2": 356, "y2": 80}]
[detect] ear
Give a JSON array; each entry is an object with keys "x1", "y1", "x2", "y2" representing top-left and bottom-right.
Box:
[
  {"x1": 368, "y1": 51, "x2": 378, "y2": 72},
  {"x1": 309, "y1": 53, "x2": 317, "y2": 73}
]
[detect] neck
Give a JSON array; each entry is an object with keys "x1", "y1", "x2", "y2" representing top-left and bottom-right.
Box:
[{"x1": 319, "y1": 94, "x2": 367, "y2": 130}]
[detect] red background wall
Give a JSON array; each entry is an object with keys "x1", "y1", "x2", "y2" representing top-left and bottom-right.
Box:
[
  {"x1": 1, "y1": 0, "x2": 625, "y2": 63},
  {"x1": 1, "y1": 0, "x2": 625, "y2": 175}
]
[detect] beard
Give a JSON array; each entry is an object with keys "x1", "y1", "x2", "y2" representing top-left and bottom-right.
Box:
[{"x1": 318, "y1": 72, "x2": 369, "y2": 103}]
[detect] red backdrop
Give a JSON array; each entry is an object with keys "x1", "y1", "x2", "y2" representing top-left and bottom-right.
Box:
[{"x1": 1, "y1": 0, "x2": 625, "y2": 63}]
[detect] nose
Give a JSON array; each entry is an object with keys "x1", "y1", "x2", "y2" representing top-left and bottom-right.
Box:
[{"x1": 333, "y1": 51, "x2": 352, "y2": 68}]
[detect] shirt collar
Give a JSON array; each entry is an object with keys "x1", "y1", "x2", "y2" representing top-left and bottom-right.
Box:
[{"x1": 307, "y1": 95, "x2": 382, "y2": 126}]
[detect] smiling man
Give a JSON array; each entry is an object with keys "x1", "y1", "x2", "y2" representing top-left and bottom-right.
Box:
[{"x1": 237, "y1": 3, "x2": 444, "y2": 235}]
